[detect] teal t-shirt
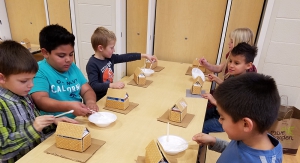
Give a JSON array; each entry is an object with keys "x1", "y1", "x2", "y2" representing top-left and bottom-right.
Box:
[{"x1": 30, "y1": 59, "x2": 87, "y2": 118}]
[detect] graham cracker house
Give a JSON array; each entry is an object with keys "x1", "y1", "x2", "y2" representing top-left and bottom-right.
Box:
[
  {"x1": 192, "y1": 58, "x2": 206, "y2": 72},
  {"x1": 169, "y1": 98, "x2": 188, "y2": 123},
  {"x1": 105, "y1": 88, "x2": 130, "y2": 110},
  {"x1": 145, "y1": 59, "x2": 157, "y2": 69},
  {"x1": 55, "y1": 122, "x2": 92, "y2": 152},
  {"x1": 145, "y1": 140, "x2": 170, "y2": 163},
  {"x1": 133, "y1": 67, "x2": 146, "y2": 86},
  {"x1": 191, "y1": 76, "x2": 204, "y2": 95}
]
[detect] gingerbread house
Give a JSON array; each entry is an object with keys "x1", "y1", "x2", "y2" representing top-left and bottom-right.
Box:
[
  {"x1": 191, "y1": 76, "x2": 204, "y2": 95},
  {"x1": 145, "y1": 140, "x2": 170, "y2": 163},
  {"x1": 133, "y1": 67, "x2": 146, "y2": 86},
  {"x1": 145, "y1": 59, "x2": 157, "y2": 69},
  {"x1": 169, "y1": 98, "x2": 188, "y2": 123},
  {"x1": 55, "y1": 122, "x2": 91, "y2": 152},
  {"x1": 192, "y1": 58, "x2": 206, "y2": 72},
  {"x1": 105, "y1": 88, "x2": 129, "y2": 110}
]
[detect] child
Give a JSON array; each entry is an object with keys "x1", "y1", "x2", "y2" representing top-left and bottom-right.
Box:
[
  {"x1": 30, "y1": 24, "x2": 99, "y2": 119},
  {"x1": 86, "y1": 27, "x2": 157, "y2": 101},
  {"x1": 202, "y1": 42, "x2": 257, "y2": 133},
  {"x1": 193, "y1": 73, "x2": 282, "y2": 162},
  {"x1": 0, "y1": 40, "x2": 77, "y2": 162},
  {"x1": 199, "y1": 28, "x2": 256, "y2": 75}
]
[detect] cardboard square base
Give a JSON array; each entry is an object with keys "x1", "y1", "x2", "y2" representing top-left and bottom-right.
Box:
[
  {"x1": 127, "y1": 80, "x2": 153, "y2": 88},
  {"x1": 186, "y1": 89, "x2": 206, "y2": 98},
  {"x1": 152, "y1": 66, "x2": 165, "y2": 72},
  {"x1": 157, "y1": 110, "x2": 195, "y2": 128},
  {"x1": 103, "y1": 102, "x2": 139, "y2": 114},
  {"x1": 44, "y1": 138, "x2": 105, "y2": 163}
]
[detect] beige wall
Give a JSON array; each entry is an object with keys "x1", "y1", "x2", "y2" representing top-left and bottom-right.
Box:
[{"x1": 258, "y1": 0, "x2": 300, "y2": 108}]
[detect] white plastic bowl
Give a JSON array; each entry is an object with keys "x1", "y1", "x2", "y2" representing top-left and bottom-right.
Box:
[
  {"x1": 192, "y1": 68, "x2": 205, "y2": 81},
  {"x1": 158, "y1": 135, "x2": 188, "y2": 155},
  {"x1": 88, "y1": 112, "x2": 117, "y2": 127},
  {"x1": 141, "y1": 68, "x2": 154, "y2": 77}
]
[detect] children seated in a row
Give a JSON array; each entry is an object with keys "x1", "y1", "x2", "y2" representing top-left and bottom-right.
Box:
[
  {"x1": 0, "y1": 41, "x2": 77, "y2": 162},
  {"x1": 201, "y1": 42, "x2": 257, "y2": 133},
  {"x1": 29, "y1": 24, "x2": 99, "y2": 119},
  {"x1": 86, "y1": 27, "x2": 157, "y2": 101},
  {"x1": 193, "y1": 73, "x2": 282, "y2": 162}
]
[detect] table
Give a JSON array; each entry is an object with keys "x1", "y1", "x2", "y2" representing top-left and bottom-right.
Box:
[{"x1": 17, "y1": 61, "x2": 211, "y2": 163}]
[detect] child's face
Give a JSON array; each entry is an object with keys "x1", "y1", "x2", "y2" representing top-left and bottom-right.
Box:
[
  {"x1": 228, "y1": 38, "x2": 234, "y2": 50},
  {"x1": 0, "y1": 73, "x2": 35, "y2": 96},
  {"x1": 43, "y1": 44, "x2": 74, "y2": 73},
  {"x1": 101, "y1": 40, "x2": 115, "y2": 58},
  {"x1": 217, "y1": 106, "x2": 244, "y2": 140},
  {"x1": 227, "y1": 54, "x2": 251, "y2": 76}
]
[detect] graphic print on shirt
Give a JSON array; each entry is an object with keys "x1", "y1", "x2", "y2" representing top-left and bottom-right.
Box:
[
  {"x1": 51, "y1": 78, "x2": 80, "y2": 98},
  {"x1": 101, "y1": 61, "x2": 114, "y2": 83}
]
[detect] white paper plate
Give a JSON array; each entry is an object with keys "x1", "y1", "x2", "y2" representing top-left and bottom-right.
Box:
[
  {"x1": 158, "y1": 135, "x2": 188, "y2": 155},
  {"x1": 192, "y1": 68, "x2": 205, "y2": 81},
  {"x1": 141, "y1": 68, "x2": 154, "y2": 76},
  {"x1": 88, "y1": 112, "x2": 117, "y2": 127}
]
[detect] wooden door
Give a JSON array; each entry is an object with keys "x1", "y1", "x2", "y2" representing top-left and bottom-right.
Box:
[
  {"x1": 5, "y1": 0, "x2": 47, "y2": 44},
  {"x1": 126, "y1": 0, "x2": 148, "y2": 76},
  {"x1": 47, "y1": 0, "x2": 72, "y2": 32},
  {"x1": 154, "y1": 0, "x2": 227, "y2": 65},
  {"x1": 218, "y1": 0, "x2": 265, "y2": 79}
]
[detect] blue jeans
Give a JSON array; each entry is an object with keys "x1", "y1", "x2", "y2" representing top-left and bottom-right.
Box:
[{"x1": 202, "y1": 107, "x2": 224, "y2": 134}]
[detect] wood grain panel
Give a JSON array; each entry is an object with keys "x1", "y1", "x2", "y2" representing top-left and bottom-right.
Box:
[
  {"x1": 126, "y1": 0, "x2": 148, "y2": 76},
  {"x1": 47, "y1": 0, "x2": 72, "y2": 32},
  {"x1": 219, "y1": 0, "x2": 265, "y2": 78},
  {"x1": 154, "y1": 0, "x2": 227, "y2": 65},
  {"x1": 5, "y1": 0, "x2": 47, "y2": 44}
]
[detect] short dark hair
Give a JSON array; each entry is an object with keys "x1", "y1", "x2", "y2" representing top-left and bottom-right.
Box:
[
  {"x1": 0, "y1": 40, "x2": 38, "y2": 76},
  {"x1": 231, "y1": 42, "x2": 257, "y2": 63},
  {"x1": 39, "y1": 24, "x2": 75, "y2": 53},
  {"x1": 214, "y1": 73, "x2": 280, "y2": 133}
]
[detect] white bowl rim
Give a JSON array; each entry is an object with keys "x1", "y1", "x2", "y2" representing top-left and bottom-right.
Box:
[
  {"x1": 157, "y1": 135, "x2": 188, "y2": 155},
  {"x1": 192, "y1": 68, "x2": 205, "y2": 81},
  {"x1": 88, "y1": 112, "x2": 117, "y2": 127}
]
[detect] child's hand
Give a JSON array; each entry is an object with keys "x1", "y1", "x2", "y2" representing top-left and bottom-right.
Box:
[
  {"x1": 142, "y1": 54, "x2": 157, "y2": 63},
  {"x1": 110, "y1": 81, "x2": 125, "y2": 89},
  {"x1": 54, "y1": 117, "x2": 79, "y2": 125},
  {"x1": 33, "y1": 115, "x2": 55, "y2": 132},
  {"x1": 199, "y1": 57, "x2": 209, "y2": 67},
  {"x1": 86, "y1": 102, "x2": 99, "y2": 112},
  {"x1": 192, "y1": 133, "x2": 216, "y2": 146},
  {"x1": 201, "y1": 93, "x2": 217, "y2": 105},
  {"x1": 207, "y1": 73, "x2": 223, "y2": 84},
  {"x1": 69, "y1": 101, "x2": 91, "y2": 116}
]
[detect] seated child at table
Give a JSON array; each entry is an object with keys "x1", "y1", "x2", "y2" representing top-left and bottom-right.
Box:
[
  {"x1": 201, "y1": 42, "x2": 257, "y2": 133},
  {"x1": 30, "y1": 24, "x2": 98, "y2": 119},
  {"x1": 0, "y1": 40, "x2": 77, "y2": 162},
  {"x1": 193, "y1": 73, "x2": 282, "y2": 163},
  {"x1": 86, "y1": 26, "x2": 157, "y2": 101}
]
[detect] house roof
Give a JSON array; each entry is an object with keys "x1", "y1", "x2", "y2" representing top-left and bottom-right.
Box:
[
  {"x1": 56, "y1": 122, "x2": 87, "y2": 139},
  {"x1": 106, "y1": 88, "x2": 127, "y2": 99},
  {"x1": 175, "y1": 98, "x2": 187, "y2": 112}
]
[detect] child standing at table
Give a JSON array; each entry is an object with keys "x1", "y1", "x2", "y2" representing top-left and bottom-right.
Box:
[
  {"x1": 86, "y1": 26, "x2": 157, "y2": 101},
  {"x1": 30, "y1": 24, "x2": 98, "y2": 119},
  {"x1": 0, "y1": 41, "x2": 77, "y2": 162},
  {"x1": 201, "y1": 42, "x2": 257, "y2": 133},
  {"x1": 193, "y1": 73, "x2": 282, "y2": 162}
]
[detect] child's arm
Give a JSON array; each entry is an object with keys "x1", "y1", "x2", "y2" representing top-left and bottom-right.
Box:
[
  {"x1": 141, "y1": 54, "x2": 157, "y2": 62},
  {"x1": 80, "y1": 83, "x2": 99, "y2": 112},
  {"x1": 200, "y1": 57, "x2": 225, "y2": 73},
  {"x1": 201, "y1": 93, "x2": 217, "y2": 106},
  {"x1": 192, "y1": 133, "x2": 229, "y2": 153},
  {"x1": 207, "y1": 73, "x2": 224, "y2": 85},
  {"x1": 112, "y1": 53, "x2": 157, "y2": 64}
]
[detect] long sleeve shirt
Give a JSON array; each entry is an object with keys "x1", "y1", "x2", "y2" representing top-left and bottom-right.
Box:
[
  {"x1": 0, "y1": 87, "x2": 55, "y2": 162},
  {"x1": 86, "y1": 53, "x2": 141, "y2": 101}
]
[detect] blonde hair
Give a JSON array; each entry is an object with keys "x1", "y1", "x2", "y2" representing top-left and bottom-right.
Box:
[
  {"x1": 230, "y1": 28, "x2": 254, "y2": 47},
  {"x1": 91, "y1": 27, "x2": 116, "y2": 51}
]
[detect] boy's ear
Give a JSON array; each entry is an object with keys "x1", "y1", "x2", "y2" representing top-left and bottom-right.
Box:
[
  {"x1": 246, "y1": 62, "x2": 253, "y2": 70},
  {"x1": 41, "y1": 48, "x2": 49, "y2": 59},
  {"x1": 97, "y1": 45, "x2": 104, "y2": 51},
  {"x1": 242, "y1": 117, "x2": 253, "y2": 132},
  {"x1": 0, "y1": 73, "x2": 6, "y2": 84}
]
